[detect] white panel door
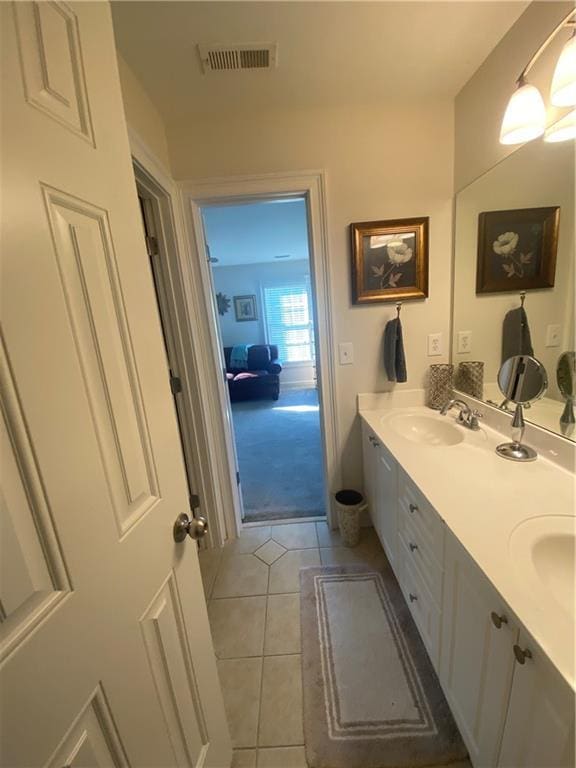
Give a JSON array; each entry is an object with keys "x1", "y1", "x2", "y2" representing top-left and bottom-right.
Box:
[
  {"x1": 374, "y1": 444, "x2": 398, "y2": 568},
  {"x1": 440, "y1": 532, "x2": 517, "y2": 767},
  {"x1": 497, "y1": 629, "x2": 575, "y2": 768},
  {"x1": 361, "y1": 422, "x2": 376, "y2": 524},
  {"x1": 0, "y1": 3, "x2": 230, "y2": 767}
]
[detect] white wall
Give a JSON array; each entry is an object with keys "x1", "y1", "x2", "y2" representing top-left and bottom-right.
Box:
[
  {"x1": 116, "y1": 54, "x2": 171, "y2": 170},
  {"x1": 212, "y1": 260, "x2": 316, "y2": 388},
  {"x1": 167, "y1": 101, "x2": 454, "y2": 488},
  {"x1": 454, "y1": 1, "x2": 573, "y2": 191}
]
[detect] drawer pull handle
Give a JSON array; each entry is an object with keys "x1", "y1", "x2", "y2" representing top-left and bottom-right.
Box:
[
  {"x1": 409, "y1": 593, "x2": 418, "y2": 603},
  {"x1": 409, "y1": 503, "x2": 418, "y2": 514},
  {"x1": 409, "y1": 542, "x2": 418, "y2": 552},
  {"x1": 373, "y1": 440, "x2": 380, "y2": 447},
  {"x1": 513, "y1": 644, "x2": 532, "y2": 665},
  {"x1": 490, "y1": 612, "x2": 508, "y2": 629}
]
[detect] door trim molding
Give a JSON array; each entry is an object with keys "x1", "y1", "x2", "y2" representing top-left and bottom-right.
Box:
[
  {"x1": 179, "y1": 170, "x2": 341, "y2": 530},
  {"x1": 127, "y1": 128, "x2": 232, "y2": 546}
]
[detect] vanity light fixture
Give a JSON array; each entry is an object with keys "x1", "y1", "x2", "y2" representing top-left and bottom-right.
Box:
[
  {"x1": 544, "y1": 109, "x2": 576, "y2": 142},
  {"x1": 499, "y1": 9, "x2": 576, "y2": 146},
  {"x1": 499, "y1": 79, "x2": 546, "y2": 145}
]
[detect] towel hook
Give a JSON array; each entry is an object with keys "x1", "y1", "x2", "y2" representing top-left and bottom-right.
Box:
[
  {"x1": 520, "y1": 291, "x2": 526, "y2": 308},
  {"x1": 396, "y1": 302, "x2": 402, "y2": 318}
]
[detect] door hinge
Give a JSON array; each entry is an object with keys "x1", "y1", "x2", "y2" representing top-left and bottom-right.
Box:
[
  {"x1": 145, "y1": 235, "x2": 159, "y2": 257},
  {"x1": 190, "y1": 493, "x2": 200, "y2": 511},
  {"x1": 170, "y1": 374, "x2": 182, "y2": 395},
  {"x1": 236, "y1": 471, "x2": 240, "y2": 486}
]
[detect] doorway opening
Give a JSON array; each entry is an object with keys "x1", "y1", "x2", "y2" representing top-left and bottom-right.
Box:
[{"x1": 202, "y1": 197, "x2": 327, "y2": 523}]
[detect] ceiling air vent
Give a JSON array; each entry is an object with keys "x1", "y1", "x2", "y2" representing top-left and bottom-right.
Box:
[{"x1": 198, "y1": 43, "x2": 278, "y2": 73}]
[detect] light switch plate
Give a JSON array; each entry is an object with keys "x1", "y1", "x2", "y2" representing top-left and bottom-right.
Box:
[
  {"x1": 457, "y1": 330, "x2": 472, "y2": 354},
  {"x1": 545, "y1": 324, "x2": 561, "y2": 348},
  {"x1": 427, "y1": 333, "x2": 443, "y2": 357},
  {"x1": 339, "y1": 341, "x2": 354, "y2": 365}
]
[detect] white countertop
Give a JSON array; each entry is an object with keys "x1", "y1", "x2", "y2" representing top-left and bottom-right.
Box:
[{"x1": 359, "y1": 394, "x2": 575, "y2": 689}]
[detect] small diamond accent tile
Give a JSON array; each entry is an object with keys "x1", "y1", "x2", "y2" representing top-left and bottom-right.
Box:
[{"x1": 254, "y1": 539, "x2": 286, "y2": 565}]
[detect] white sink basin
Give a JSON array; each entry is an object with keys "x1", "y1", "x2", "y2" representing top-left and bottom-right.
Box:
[
  {"x1": 509, "y1": 515, "x2": 575, "y2": 620},
  {"x1": 385, "y1": 413, "x2": 464, "y2": 447}
]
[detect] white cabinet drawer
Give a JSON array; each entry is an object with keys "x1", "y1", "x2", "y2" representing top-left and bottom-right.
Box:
[
  {"x1": 398, "y1": 537, "x2": 441, "y2": 670},
  {"x1": 398, "y1": 469, "x2": 444, "y2": 566},
  {"x1": 398, "y1": 513, "x2": 443, "y2": 607}
]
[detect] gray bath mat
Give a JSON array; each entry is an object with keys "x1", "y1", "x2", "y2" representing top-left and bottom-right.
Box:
[{"x1": 300, "y1": 565, "x2": 468, "y2": 768}]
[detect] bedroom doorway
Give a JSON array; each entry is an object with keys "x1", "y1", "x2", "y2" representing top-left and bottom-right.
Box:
[{"x1": 202, "y1": 197, "x2": 326, "y2": 523}]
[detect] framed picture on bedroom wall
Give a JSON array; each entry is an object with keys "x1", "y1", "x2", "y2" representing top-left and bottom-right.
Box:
[
  {"x1": 350, "y1": 216, "x2": 429, "y2": 303},
  {"x1": 234, "y1": 294, "x2": 258, "y2": 322}
]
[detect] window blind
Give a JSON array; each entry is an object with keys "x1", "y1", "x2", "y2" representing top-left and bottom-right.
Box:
[{"x1": 262, "y1": 281, "x2": 315, "y2": 363}]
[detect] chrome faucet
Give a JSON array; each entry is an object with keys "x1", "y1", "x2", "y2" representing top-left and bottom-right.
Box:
[{"x1": 440, "y1": 398, "x2": 484, "y2": 430}]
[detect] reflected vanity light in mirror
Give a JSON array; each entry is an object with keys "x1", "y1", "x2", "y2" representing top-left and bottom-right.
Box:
[
  {"x1": 544, "y1": 109, "x2": 576, "y2": 142},
  {"x1": 551, "y1": 33, "x2": 576, "y2": 107}
]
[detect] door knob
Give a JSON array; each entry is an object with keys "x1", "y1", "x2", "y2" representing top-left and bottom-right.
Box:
[{"x1": 173, "y1": 512, "x2": 208, "y2": 543}]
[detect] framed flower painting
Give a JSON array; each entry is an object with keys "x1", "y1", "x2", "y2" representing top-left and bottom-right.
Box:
[
  {"x1": 350, "y1": 217, "x2": 429, "y2": 304},
  {"x1": 476, "y1": 207, "x2": 559, "y2": 294}
]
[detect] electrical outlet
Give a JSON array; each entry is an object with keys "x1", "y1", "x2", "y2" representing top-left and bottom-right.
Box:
[
  {"x1": 545, "y1": 324, "x2": 561, "y2": 347},
  {"x1": 427, "y1": 333, "x2": 443, "y2": 357},
  {"x1": 457, "y1": 330, "x2": 472, "y2": 354},
  {"x1": 339, "y1": 341, "x2": 354, "y2": 365}
]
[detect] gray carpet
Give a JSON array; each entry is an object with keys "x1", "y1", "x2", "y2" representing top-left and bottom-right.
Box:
[
  {"x1": 231, "y1": 388, "x2": 325, "y2": 522},
  {"x1": 300, "y1": 565, "x2": 468, "y2": 768}
]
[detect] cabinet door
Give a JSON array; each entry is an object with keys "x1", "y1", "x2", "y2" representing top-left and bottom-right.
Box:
[
  {"x1": 440, "y1": 532, "x2": 518, "y2": 766},
  {"x1": 498, "y1": 630, "x2": 575, "y2": 768},
  {"x1": 361, "y1": 422, "x2": 376, "y2": 524},
  {"x1": 374, "y1": 443, "x2": 398, "y2": 568}
]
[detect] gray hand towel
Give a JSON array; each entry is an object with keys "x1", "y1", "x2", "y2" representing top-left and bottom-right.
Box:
[
  {"x1": 502, "y1": 307, "x2": 534, "y2": 364},
  {"x1": 384, "y1": 317, "x2": 407, "y2": 383}
]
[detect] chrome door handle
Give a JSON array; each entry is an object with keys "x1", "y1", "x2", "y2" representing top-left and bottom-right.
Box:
[{"x1": 173, "y1": 512, "x2": 208, "y2": 543}]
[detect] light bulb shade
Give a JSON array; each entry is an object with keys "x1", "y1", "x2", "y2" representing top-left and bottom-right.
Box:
[
  {"x1": 544, "y1": 109, "x2": 576, "y2": 142},
  {"x1": 499, "y1": 82, "x2": 546, "y2": 145},
  {"x1": 551, "y1": 35, "x2": 576, "y2": 107}
]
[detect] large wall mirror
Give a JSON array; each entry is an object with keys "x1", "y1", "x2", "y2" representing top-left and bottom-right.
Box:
[{"x1": 452, "y1": 139, "x2": 575, "y2": 441}]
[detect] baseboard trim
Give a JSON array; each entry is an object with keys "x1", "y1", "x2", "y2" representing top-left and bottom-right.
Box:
[
  {"x1": 242, "y1": 515, "x2": 327, "y2": 528},
  {"x1": 282, "y1": 381, "x2": 316, "y2": 390}
]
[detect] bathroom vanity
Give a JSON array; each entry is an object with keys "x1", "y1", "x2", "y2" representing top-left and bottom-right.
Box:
[{"x1": 359, "y1": 392, "x2": 575, "y2": 768}]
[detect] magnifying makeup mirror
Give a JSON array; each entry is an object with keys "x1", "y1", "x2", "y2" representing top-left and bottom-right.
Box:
[
  {"x1": 557, "y1": 351, "x2": 575, "y2": 437},
  {"x1": 496, "y1": 355, "x2": 548, "y2": 461}
]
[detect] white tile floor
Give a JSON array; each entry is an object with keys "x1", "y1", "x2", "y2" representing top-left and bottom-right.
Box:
[
  {"x1": 199, "y1": 521, "x2": 386, "y2": 768},
  {"x1": 199, "y1": 521, "x2": 472, "y2": 768}
]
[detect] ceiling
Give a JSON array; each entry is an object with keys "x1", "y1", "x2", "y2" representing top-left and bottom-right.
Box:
[
  {"x1": 202, "y1": 198, "x2": 310, "y2": 266},
  {"x1": 111, "y1": 1, "x2": 529, "y2": 123}
]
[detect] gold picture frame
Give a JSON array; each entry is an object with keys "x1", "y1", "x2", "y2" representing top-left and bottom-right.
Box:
[{"x1": 350, "y1": 217, "x2": 429, "y2": 304}]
